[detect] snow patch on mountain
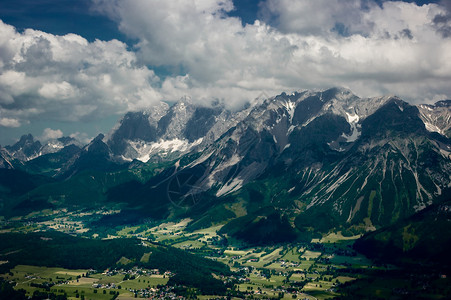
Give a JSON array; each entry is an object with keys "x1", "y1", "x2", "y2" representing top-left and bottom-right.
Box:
[
  {"x1": 342, "y1": 112, "x2": 361, "y2": 142},
  {"x1": 40, "y1": 138, "x2": 82, "y2": 156},
  {"x1": 130, "y1": 138, "x2": 203, "y2": 163},
  {"x1": 282, "y1": 100, "x2": 296, "y2": 122},
  {"x1": 346, "y1": 112, "x2": 359, "y2": 123}
]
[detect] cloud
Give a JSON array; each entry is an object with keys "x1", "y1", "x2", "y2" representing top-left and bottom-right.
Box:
[
  {"x1": 91, "y1": 0, "x2": 451, "y2": 105},
  {"x1": 439, "y1": 0, "x2": 451, "y2": 14},
  {"x1": 69, "y1": 131, "x2": 92, "y2": 144},
  {"x1": 38, "y1": 81, "x2": 76, "y2": 99},
  {"x1": 0, "y1": 117, "x2": 20, "y2": 127},
  {"x1": 39, "y1": 128, "x2": 63, "y2": 141},
  {"x1": 0, "y1": 20, "x2": 163, "y2": 126},
  {"x1": 432, "y1": 0, "x2": 451, "y2": 38},
  {"x1": 259, "y1": 0, "x2": 367, "y2": 36},
  {"x1": 92, "y1": 0, "x2": 305, "y2": 107},
  {"x1": 1, "y1": 0, "x2": 451, "y2": 132}
]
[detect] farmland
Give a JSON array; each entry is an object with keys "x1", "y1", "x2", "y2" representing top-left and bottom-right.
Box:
[
  {"x1": 1, "y1": 212, "x2": 451, "y2": 299},
  {"x1": 2, "y1": 265, "x2": 171, "y2": 299}
]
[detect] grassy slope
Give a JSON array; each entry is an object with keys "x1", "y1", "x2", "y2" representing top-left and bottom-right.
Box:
[{"x1": 354, "y1": 199, "x2": 451, "y2": 269}]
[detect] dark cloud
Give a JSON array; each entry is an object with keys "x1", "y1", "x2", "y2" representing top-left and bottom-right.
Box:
[
  {"x1": 440, "y1": 0, "x2": 451, "y2": 12},
  {"x1": 433, "y1": 0, "x2": 451, "y2": 37},
  {"x1": 433, "y1": 15, "x2": 451, "y2": 37},
  {"x1": 400, "y1": 28, "x2": 414, "y2": 39}
]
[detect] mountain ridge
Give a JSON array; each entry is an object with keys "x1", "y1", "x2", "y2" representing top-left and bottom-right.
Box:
[{"x1": 1, "y1": 88, "x2": 450, "y2": 244}]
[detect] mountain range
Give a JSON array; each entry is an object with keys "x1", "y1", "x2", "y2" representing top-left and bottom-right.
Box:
[{"x1": 1, "y1": 87, "x2": 450, "y2": 244}]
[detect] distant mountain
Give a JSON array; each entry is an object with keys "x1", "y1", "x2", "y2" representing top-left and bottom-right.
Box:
[
  {"x1": 5, "y1": 134, "x2": 42, "y2": 161},
  {"x1": 3, "y1": 134, "x2": 82, "y2": 162},
  {"x1": 185, "y1": 88, "x2": 396, "y2": 196},
  {"x1": 24, "y1": 144, "x2": 82, "y2": 177},
  {"x1": 0, "y1": 135, "x2": 84, "y2": 179},
  {"x1": 2, "y1": 88, "x2": 450, "y2": 245},
  {"x1": 40, "y1": 136, "x2": 82, "y2": 156},
  {"x1": 106, "y1": 97, "x2": 249, "y2": 163},
  {"x1": 58, "y1": 134, "x2": 126, "y2": 179}
]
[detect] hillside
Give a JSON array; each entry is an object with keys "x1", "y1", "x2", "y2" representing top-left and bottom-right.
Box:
[
  {"x1": 354, "y1": 199, "x2": 451, "y2": 269},
  {"x1": 0, "y1": 231, "x2": 231, "y2": 294},
  {"x1": 1, "y1": 88, "x2": 450, "y2": 244}
]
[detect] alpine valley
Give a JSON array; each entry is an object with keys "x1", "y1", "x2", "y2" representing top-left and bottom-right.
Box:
[{"x1": 1, "y1": 87, "x2": 451, "y2": 299}]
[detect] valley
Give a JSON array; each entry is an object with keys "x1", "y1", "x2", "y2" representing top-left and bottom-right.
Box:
[
  {"x1": 1, "y1": 0, "x2": 451, "y2": 294},
  {"x1": 2, "y1": 212, "x2": 451, "y2": 299},
  {"x1": 1, "y1": 88, "x2": 451, "y2": 299}
]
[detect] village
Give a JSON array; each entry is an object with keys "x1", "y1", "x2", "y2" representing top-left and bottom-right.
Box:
[
  {"x1": 2, "y1": 213, "x2": 450, "y2": 299},
  {"x1": 0, "y1": 214, "x2": 375, "y2": 299}
]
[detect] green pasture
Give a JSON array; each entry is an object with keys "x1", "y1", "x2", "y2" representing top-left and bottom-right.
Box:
[
  {"x1": 281, "y1": 247, "x2": 302, "y2": 262},
  {"x1": 2, "y1": 265, "x2": 169, "y2": 299},
  {"x1": 301, "y1": 250, "x2": 321, "y2": 260},
  {"x1": 6, "y1": 265, "x2": 87, "y2": 283},
  {"x1": 320, "y1": 232, "x2": 361, "y2": 244},
  {"x1": 329, "y1": 254, "x2": 373, "y2": 266}
]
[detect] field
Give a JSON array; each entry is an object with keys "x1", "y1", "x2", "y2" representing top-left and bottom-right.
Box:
[
  {"x1": 1, "y1": 212, "x2": 450, "y2": 299},
  {"x1": 0, "y1": 217, "x2": 373, "y2": 299},
  {"x1": 1, "y1": 264, "x2": 169, "y2": 299}
]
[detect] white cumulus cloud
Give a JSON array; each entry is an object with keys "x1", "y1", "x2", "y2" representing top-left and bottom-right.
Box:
[
  {"x1": 0, "y1": 117, "x2": 21, "y2": 128},
  {"x1": 39, "y1": 128, "x2": 64, "y2": 141},
  {"x1": 0, "y1": 20, "x2": 163, "y2": 126},
  {"x1": 92, "y1": 0, "x2": 451, "y2": 105},
  {"x1": 1, "y1": 0, "x2": 451, "y2": 133}
]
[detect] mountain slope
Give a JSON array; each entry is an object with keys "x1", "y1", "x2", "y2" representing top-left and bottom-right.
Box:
[
  {"x1": 182, "y1": 88, "x2": 394, "y2": 197},
  {"x1": 354, "y1": 198, "x2": 451, "y2": 269},
  {"x1": 2, "y1": 88, "x2": 450, "y2": 245},
  {"x1": 418, "y1": 100, "x2": 451, "y2": 138},
  {"x1": 172, "y1": 89, "x2": 451, "y2": 240},
  {"x1": 23, "y1": 144, "x2": 82, "y2": 177},
  {"x1": 0, "y1": 147, "x2": 21, "y2": 169},
  {"x1": 289, "y1": 98, "x2": 451, "y2": 234}
]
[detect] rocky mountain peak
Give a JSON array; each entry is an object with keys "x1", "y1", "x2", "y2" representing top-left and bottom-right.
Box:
[
  {"x1": 12, "y1": 134, "x2": 38, "y2": 148},
  {"x1": 143, "y1": 101, "x2": 170, "y2": 125},
  {"x1": 2, "y1": 87, "x2": 451, "y2": 243},
  {"x1": 39, "y1": 136, "x2": 82, "y2": 156},
  {"x1": 418, "y1": 99, "x2": 451, "y2": 138},
  {"x1": 5, "y1": 134, "x2": 42, "y2": 161},
  {"x1": 434, "y1": 100, "x2": 451, "y2": 108}
]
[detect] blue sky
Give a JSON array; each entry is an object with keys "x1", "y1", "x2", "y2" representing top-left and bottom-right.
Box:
[
  {"x1": 0, "y1": 0, "x2": 126, "y2": 42},
  {"x1": 0, "y1": 0, "x2": 450, "y2": 145},
  {"x1": 0, "y1": 0, "x2": 441, "y2": 40}
]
